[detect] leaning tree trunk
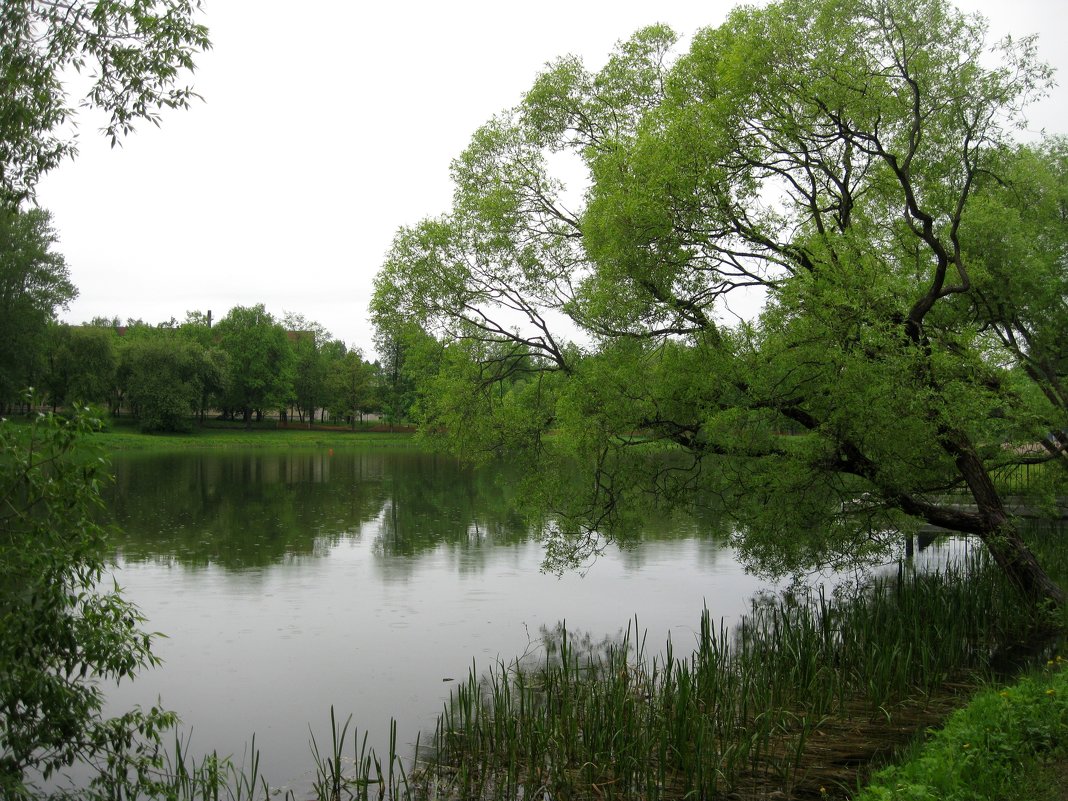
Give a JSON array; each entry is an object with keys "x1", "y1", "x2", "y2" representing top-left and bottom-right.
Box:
[{"x1": 953, "y1": 436, "x2": 1066, "y2": 610}]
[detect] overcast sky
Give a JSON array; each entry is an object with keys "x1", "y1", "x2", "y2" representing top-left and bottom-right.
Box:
[{"x1": 34, "y1": 0, "x2": 1068, "y2": 357}]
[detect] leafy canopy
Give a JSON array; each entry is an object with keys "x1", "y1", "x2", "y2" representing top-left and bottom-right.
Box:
[
  {"x1": 373, "y1": 0, "x2": 1066, "y2": 603},
  {"x1": 0, "y1": 207, "x2": 75, "y2": 405}
]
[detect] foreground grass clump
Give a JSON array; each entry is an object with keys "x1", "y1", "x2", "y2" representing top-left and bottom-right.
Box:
[
  {"x1": 408, "y1": 551, "x2": 1050, "y2": 801},
  {"x1": 855, "y1": 659, "x2": 1068, "y2": 801}
]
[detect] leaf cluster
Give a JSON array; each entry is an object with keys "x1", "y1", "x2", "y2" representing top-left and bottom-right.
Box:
[
  {"x1": 0, "y1": 403, "x2": 175, "y2": 797},
  {"x1": 0, "y1": 0, "x2": 210, "y2": 203}
]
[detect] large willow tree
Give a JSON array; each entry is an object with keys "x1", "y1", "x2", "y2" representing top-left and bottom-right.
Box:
[{"x1": 373, "y1": 0, "x2": 1067, "y2": 608}]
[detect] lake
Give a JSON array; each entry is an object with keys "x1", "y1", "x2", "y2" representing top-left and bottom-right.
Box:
[{"x1": 100, "y1": 448, "x2": 829, "y2": 792}]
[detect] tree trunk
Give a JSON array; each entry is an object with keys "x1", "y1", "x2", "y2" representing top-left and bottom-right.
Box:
[
  {"x1": 978, "y1": 520, "x2": 1066, "y2": 610},
  {"x1": 954, "y1": 435, "x2": 1065, "y2": 610}
]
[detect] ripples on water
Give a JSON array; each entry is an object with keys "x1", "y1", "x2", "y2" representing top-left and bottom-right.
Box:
[{"x1": 96, "y1": 449, "x2": 948, "y2": 792}]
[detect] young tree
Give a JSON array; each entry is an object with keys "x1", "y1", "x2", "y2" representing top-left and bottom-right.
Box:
[
  {"x1": 120, "y1": 336, "x2": 211, "y2": 431},
  {"x1": 329, "y1": 349, "x2": 377, "y2": 429},
  {"x1": 175, "y1": 311, "x2": 228, "y2": 421},
  {"x1": 374, "y1": 0, "x2": 1067, "y2": 608},
  {"x1": 215, "y1": 304, "x2": 294, "y2": 427},
  {"x1": 317, "y1": 338, "x2": 348, "y2": 423},
  {"x1": 370, "y1": 320, "x2": 443, "y2": 429},
  {"x1": 42, "y1": 324, "x2": 117, "y2": 410},
  {"x1": 283, "y1": 312, "x2": 336, "y2": 425}
]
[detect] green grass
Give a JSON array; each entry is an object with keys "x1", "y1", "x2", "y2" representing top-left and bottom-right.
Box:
[
  {"x1": 855, "y1": 659, "x2": 1068, "y2": 801},
  {"x1": 89, "y1": 418, "x2": 416, "y2": 451}
]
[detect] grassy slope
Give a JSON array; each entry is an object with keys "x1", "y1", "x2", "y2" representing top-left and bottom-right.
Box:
[{"x1": 855, "y1": 660, "x2": 1068, "y2": 801}]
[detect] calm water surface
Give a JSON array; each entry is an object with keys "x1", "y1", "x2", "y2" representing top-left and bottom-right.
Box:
[{"x1": 103, "y1": 449, "x2": 777, "y2": 790}]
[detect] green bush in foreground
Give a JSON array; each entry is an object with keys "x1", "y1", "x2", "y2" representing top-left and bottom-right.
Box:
[
  {"x1": 0, "y1": 406, "x2": 176, "y2": 799},
  {"x1": 857, "y1": 661, "x2": 1068, "y2": 801}
]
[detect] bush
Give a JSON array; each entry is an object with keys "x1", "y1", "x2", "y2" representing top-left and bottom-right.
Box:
[{"x1": 0, "y1": 404, "x2": 175, "y2": 798}]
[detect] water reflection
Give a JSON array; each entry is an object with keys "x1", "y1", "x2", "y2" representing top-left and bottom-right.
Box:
[
  {"x1": 107, "y1": 450, "x2": 530, "y2": 569},
  {"x1": 102, "y1": 449, "x2": 762, "y2": 791}
]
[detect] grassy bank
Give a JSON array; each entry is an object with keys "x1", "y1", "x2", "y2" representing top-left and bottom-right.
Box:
[
  {"x1": 856, "y1": 660, "x2": 1068, "y2": 801},
  {"x1": 90, "y1": 418, "x2": 417, "y2": 451}
]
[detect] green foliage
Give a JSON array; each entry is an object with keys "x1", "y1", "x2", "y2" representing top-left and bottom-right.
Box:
[
  {"x1": 120, "y1": 335, "x2": 216, "y2": 432},
  {"x1": 215, "y1": 304, "x2": 294, "y2": 424},
  {"x1": 0, "y1": 207, "x2": 75, "y2": 407},
  {"x1": 328, "y1": 349, "x2": 377, "y2": 429},
  {"x1": 372, "y1": 0, "x2": 1067, "y2": 603},
  {"x1": 0, "y1": 404, "x2": 176, "y2": 798},
  {"x1": 0, "y1": 0, "x2": 210, "y2": 204},
  {"x1": 371, "y1": 320, "x2": 442, "y2": 427},
  {"x1": 856, "y1": 663, "x2": 1068, "y2": 801},
  {"x1": 282, "y1": 312, "x2": 348, "y2": 425},
  {"x1": 961, "y1": 139, "x2": 1068, "y2": 471},
  {"x1": 290, "y1": 333, "x2": 328, "y2": 423},
  {"x1": 43, "y1": 324, "x2": 119, "y2": 410}
]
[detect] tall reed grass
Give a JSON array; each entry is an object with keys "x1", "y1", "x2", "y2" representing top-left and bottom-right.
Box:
[
  {"x1": 408, "y1": 547, "x2": 1050, "y2": 800},
  {"x1": 91, "y1": 533, "x2": 1064, "y2": 800}
]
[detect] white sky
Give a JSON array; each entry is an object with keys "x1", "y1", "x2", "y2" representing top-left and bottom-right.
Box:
[{"x1": 34, "y1": 0, "x2": 1068, "y2": 357}]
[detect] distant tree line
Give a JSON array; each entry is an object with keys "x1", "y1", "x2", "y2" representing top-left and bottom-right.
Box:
[
  {"x1": 0, "y1": 207, "x2": 417, "y2": 430},
  {"x1": 27, "y1": 307, "x2": 401, "y2": 431}
]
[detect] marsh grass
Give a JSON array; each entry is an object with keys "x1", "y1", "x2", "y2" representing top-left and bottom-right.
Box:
[
  {"x1": 131, "y1": 733, "x2": 272, "y2": 801},
  {"x1": 406, "y1": 548, "x2": 1052, "y2": 801},
  {"x1": 95, "y1": 531, "x2": 1065, "y2": 800},
  {"x1": 307, "y1": 712, "x2": 414, "y2": 801}
]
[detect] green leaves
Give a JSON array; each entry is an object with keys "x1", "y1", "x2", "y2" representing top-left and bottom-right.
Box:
[
  {"x1": 857, "y1": 665, "x2": 1068, "y2": 801},
  {"x1": 0, "y1": 0, "x2": 210, "y2": 204},
  {"x1": 0, "y1": 404, "x2": 173, "y2": 797},
  {"x1": 120, "y1": 336, "x2": 210, "y2": 431},
  {"x1": 214, "y1": 304, "x2": 295, "y2": 423},
  {"x1": 0, "y1": 207, "x2": 75, "y2": 406},
  {"x1": 372, "y1": 0, "x2": 1068, "y2": 601}
]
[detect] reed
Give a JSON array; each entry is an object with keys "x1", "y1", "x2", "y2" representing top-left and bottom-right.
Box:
[
  {"x1": 122, "y1": 539, "x2": 1061, "y2": 800},
  {"x1": 411, "y1": 547, "x2": 1047, "y2": 800},
  {"x1": 140, "y1": 732, "x2": 276, "y2": 801}
]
